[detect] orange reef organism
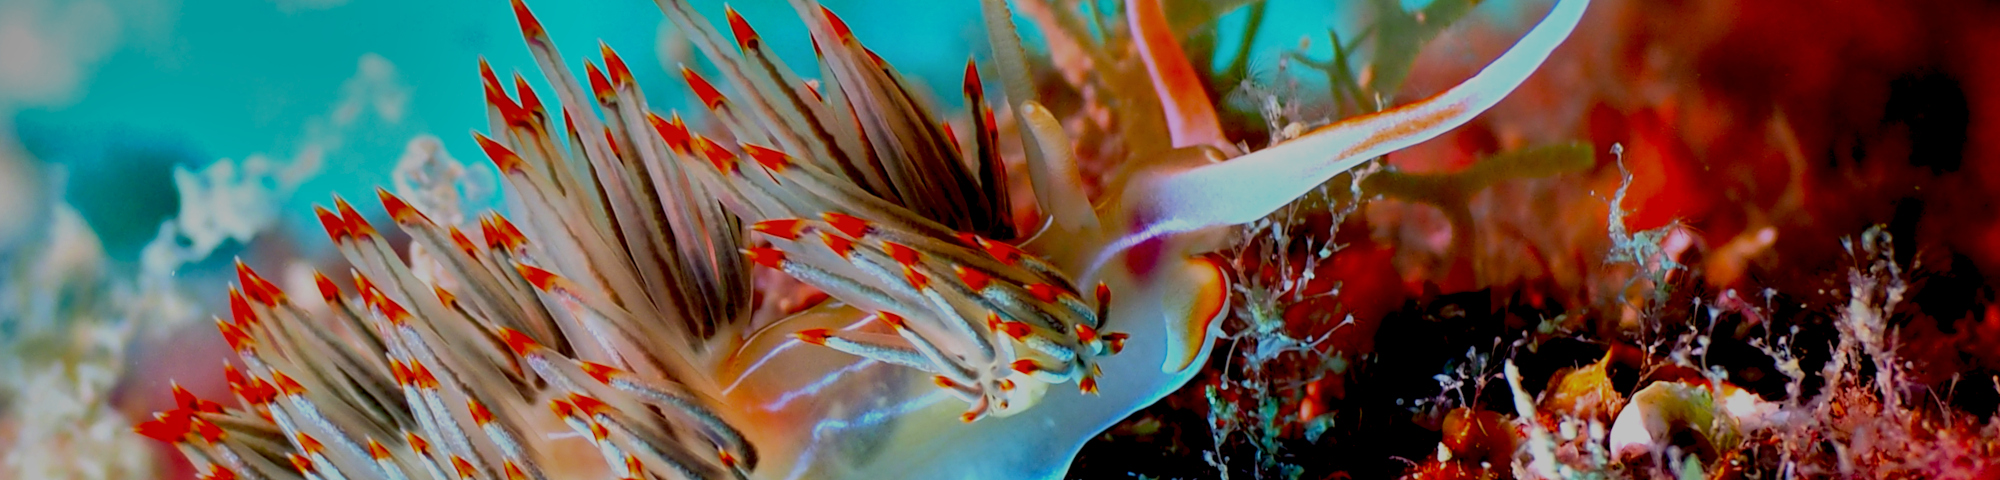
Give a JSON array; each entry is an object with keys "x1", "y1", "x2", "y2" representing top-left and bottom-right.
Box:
[{"x1": 137, "y1": 0, "x2": 1586, "y2": 478}]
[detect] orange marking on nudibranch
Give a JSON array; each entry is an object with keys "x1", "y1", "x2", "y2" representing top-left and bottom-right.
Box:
[
  {"x1": 204, "y1": 467, "x2": 239, "y2": 480},
  {"x1": 681, "y1": 65, "x2": 727, "y2": 109},
  {"x1": 1078, "y1": 376, "x2": 1099, "y2": 395},
  {"x1": 725, "y1": 6, "x2": 758, "y2": 50},
  {"x1": 512, "y1": 72, "x2": 544, "y2": 118},
  {"x1": 962, "y1": 59, "x2": 983, "y2": 99},
  {"x1": 741, "y1": 143, "x2": 792, "y2": 172},
  {"x1": 752, "y1": 218, "x2": 810, "y2": 240},
  {"x1": 215, "y1": 318, "x2": 249, "y2": 352},
  {"x1": 742, "y1": 247, "x2": 787, "y2": 270},
  {"x1": 645, "y1": 112, "x2": 691, "y2": 154},
  {"x1": 314, "y1": 205, "x2": 348, "y2": 242},
  {"x1": 877, "y1": 311, "x2": 907, "y2": 330},
  {"x1": 351, "y1": 270, "x2": 377, "y2": 298},
  {"x1": 476, "y1": 58, "x2": 505, "y2": 100},
  {"x1": 513, "y1": 263, "x2": 565, "y2": 292},
  {"x1": 451, "y1": 456, "x2": 478, "y2": 479},
  {"x1": 942, "y1": 120, "x2": 961, "y2": 156},
  {"x1": 1128, "y1": 0, "x2": 1227, "y2": 151},
  {"x1": 718, "y1": 447, "x2": 740, "y2": 469},
  {"x1": 577, "y1": 361, "x2": 623, "y2": 385},
  {"x1": 566, "y1": 393, "x2": 613, "y2": 416},
  {"x1": 478, "y1": 216, "x2": 504, "y2": 250},
  {"x1": 227, "y1": 275, "x2": 268, "y2": 316},
  {"x1": 1010, "y1": 359, "x2": 1041, "y2": 375},
  {"x1": 434, "y1": 286, "x2": 457, "y2": 307},
  {"x1": 171, "y1": 382, "x2": 220, "y2": 413},
  {"x1": 373, "y1": 292, "x2": 416, "y2": 326},
  {"x1": 1168, "y1": 257, "x2": 1231, "y2": 372},
  {"x1": 585, "y1": 62, "x2": 615, "y2": 101},
  {"x1": 474, "y1": 132, "x2": 528, "y2": 174},
  {"x1": 953, "y1": 265, "x2": 990, "y2": 291},
  {"x1": 242, "y1": 377, "x2": 277, "y2": 405},
  {"x1": 600, "y1": 42, "x2": 634, "y2": 88},
  {"x1": 1093, "y1": 281, "x2": 1113, "y2": 325},
  {"x1": 223, "y1": 364, "x2": 246, "y2": 391},
  {"x1": 547, "y1": 398, "x2": 577, "y2": 418},
  {"x1": 405, "y1": 432, "x2": 432, "y2": 454},
  {"x1": 1188, "y1": 260, "x2": 1230, "y2": 331},
  {"x1": 389, "y1": 358, "x2": 411, "y2": 386},
  {"x1": 503, "y1": 461, "x2": 529, "y2": 480},
  {"x1": 294, "y1": 433, "x2": 325, "y2": 454},
  {"x1": 448, "y1": 226, "x2": 478, "y2": 255},
  {"x1": 972, "y1": 236, "x2": 1027, "y2": 265},
  {"x1": 794, "y1": 328, "x2": 832, "y2": 345},
  {"x1": 312, "y1": 270, "x2": 341, "y2": 304},
  {"x1": 692, "y1": 135, "x2": 740, "y2": 175},
  {"x1": 561, "y1": 108, "x2": 580, "y2": 143},
  {"x1": 479, "y1": 58, "x2": 528, "y2": 123},
  {"x1": 188, "y1": 416, "x2": 225, "y2": 442},
  {"x1": 932, "y1": 375, "x2": 958, "y2": 390},
  {"x1": 227, "y1": 287, "x2": 257, "y2": 327},
  {"x1": 467, "y1": 398, "x2": 496, "y2": 426},
  {"x1": 819, "y1": 211, "x2": 870, "y2": 238},
  {"x1": 497, "y1": 327, "x2": 540, "y2": 356},
  {"x1": 490, "y1": 214, "x2": 528, "y2": 250},
  {"x1": 902, "y1": 265, "x2": 929, "y2": 290},
  {"x1": 377, "y1": 188, "x2": 427, "y2": 224},
  {"x1": 271, "y1": 370, "x2": 307, "y2": 397},
  {"x1": 1330, "y1": 97, "x2": 1471, "y2": 163},
  {"x1": 602, "y1": 126, "x2": 624, "y2": 158},
  {"x1": 367, "y1": 439, "x2": 392, "y2": 459},
  {"x1": 409, "y1": 360, "x2": 441, "y2": 390},
  {"x1": 820, "y1": 232, "x2": 856, "y2": 258},
  {"x1": 333, "y1": 196, "x2": 377, "y2": 238},
  {"x1": 288, "y1": 454, "x2": 314, "y2": 474},
  {"x1": 509, "y1": 0, "x2": 545, "y2": 41},
  {"x1": 819, "y1": 6, "x2": 854, "y2": 43},
  {"x1": 1025, "y1": 283, "x2": 1061, "y2": 303},
  {"x1": 1075, "y1": 324, "x2": 1100, "y2": 344},
  {"x1": 997, "y1": 320, "x2": 1032, "y2": 340},
  {"x1": 882, "y1": 242, "x2": 921, "y2": 266},
  {"x1": 588, "y1": 419, "x2": 610, "y2": 441},
  {"x1": 236, "y1": 260, "x2": 285, "y2": 306},
  {"x1": 622, "y1": 455, "x2": 644, "y2": 477},
  {"x1": 133, "y1": 415, "x2": 188, "y2": 442}
]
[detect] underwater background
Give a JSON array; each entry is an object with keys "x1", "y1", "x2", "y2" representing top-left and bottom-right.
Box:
[{"x1": 4, "y1": 0, "x2": 2000, "y2": 478}]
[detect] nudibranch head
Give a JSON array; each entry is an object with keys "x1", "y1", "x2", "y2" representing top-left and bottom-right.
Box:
[{"x1": 141, "y1": 0, "x2": 1587, "y2": 478}]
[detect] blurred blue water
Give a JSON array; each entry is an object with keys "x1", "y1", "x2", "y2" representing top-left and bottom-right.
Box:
[
  {"x1": 11, "y1": 0, "x2": 1506, "y2": 266},
  {"x1": 13, "y1": 0, "x2": 995, "y2": 262}
]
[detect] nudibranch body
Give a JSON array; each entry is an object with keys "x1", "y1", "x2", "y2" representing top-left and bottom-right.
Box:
[{"x1": 140, "y1": 0, "x2": 1586, "y2": 479}]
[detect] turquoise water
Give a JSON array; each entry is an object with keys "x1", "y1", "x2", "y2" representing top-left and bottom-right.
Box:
[
  {"x1": 15, "y1": 0, "x2": 993, "y2": 260},
  {"x1": 10, "y1": 0, "x2": 1494, "y2": 264}
]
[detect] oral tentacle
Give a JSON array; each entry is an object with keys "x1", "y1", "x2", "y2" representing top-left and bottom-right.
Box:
[
  {"x1": 1127, "y1": 0, "x2": 1236, "y2": 155},
  {"x1": 1090, "y1": 0, "x2": 1591, "y2": 282}
]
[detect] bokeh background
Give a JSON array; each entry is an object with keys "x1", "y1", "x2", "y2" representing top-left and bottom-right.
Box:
[{"x1": 6, "y1": 0, "x2": 2000, "y2": 478}]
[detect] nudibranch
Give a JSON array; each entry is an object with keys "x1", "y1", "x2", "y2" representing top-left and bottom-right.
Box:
[{"x1": 139, "y1": 0, "x2": 1586, "y2": 478}]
